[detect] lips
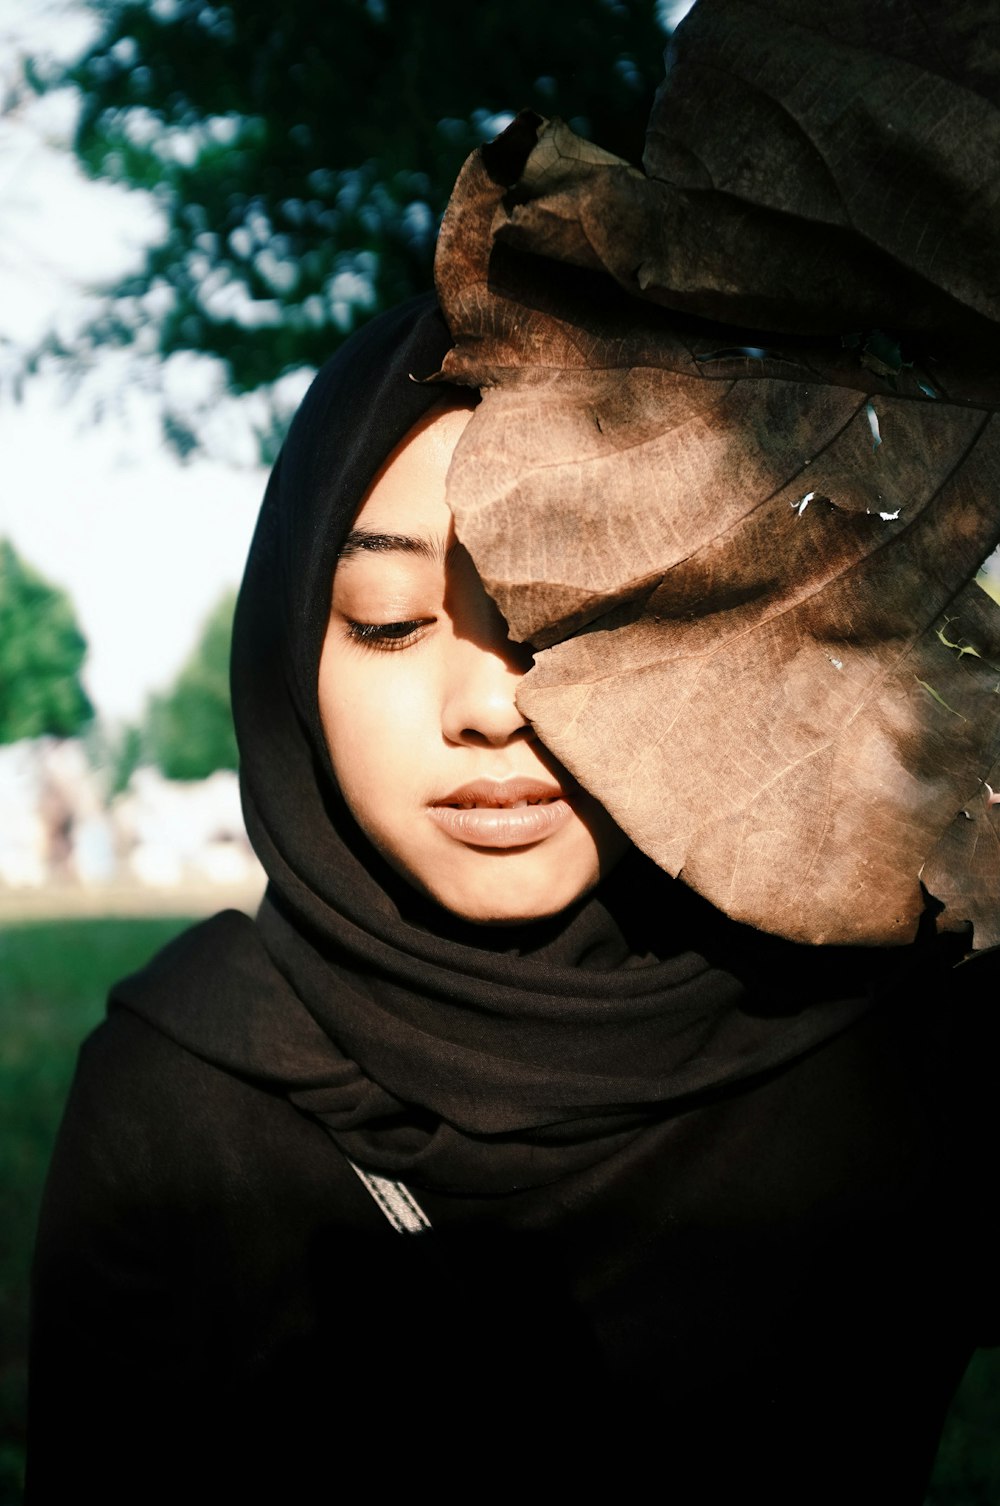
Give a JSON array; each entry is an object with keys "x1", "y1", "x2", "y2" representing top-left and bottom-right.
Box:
[
  {"x1": 434, "y1": 777, "x2": 564, "y2": 809},
  {"x1": 427, "y1": 777, "x2": 573, "y2": 848}
]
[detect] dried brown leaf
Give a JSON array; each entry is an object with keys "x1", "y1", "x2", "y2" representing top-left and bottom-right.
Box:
[{"x1": 433, "y1": 0, "x2": 1000, "y2": 947}]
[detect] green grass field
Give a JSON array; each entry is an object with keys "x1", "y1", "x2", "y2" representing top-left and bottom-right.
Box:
[
  {"x1": 1, "y1": 916, "x2": 997, "y2": 1503},
  {"x1": 0, "y1": 916, "x2": 197, "y2": 1504}
]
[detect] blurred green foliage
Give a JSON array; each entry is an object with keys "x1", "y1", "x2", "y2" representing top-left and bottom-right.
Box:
[
  {"x1": 0, "y1": 540, "x2": 93, "y2": 745},
  {"x1": 84, "y1": 717, "x2": 147, "y2": 796},
  {"x1": 146, "y1": 588, "x2": 237, "y2": 779},
  {"x1": 38, "y1": 0, "x2": 668, "y2": 393}
]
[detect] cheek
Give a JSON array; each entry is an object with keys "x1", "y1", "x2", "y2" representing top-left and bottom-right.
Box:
[{"x1": 319, "y1": 651, "x2": 437, "y2": 813}]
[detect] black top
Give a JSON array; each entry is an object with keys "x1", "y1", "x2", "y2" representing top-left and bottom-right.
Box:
[{"x1": 28, "y1": 942, "x2": 998, "y2": 1503}]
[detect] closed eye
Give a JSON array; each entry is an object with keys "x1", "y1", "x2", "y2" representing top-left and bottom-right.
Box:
[{"x1": 345, "y1": 618, "x2": 432, "y2": 651}]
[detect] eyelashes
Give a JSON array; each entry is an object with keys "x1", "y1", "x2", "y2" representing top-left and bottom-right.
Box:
[{"x1": 345, "y1": 618, "x2": 432, "y2": 652}]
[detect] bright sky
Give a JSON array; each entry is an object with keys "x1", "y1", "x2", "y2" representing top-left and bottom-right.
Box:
[{"x1": 0, "y1": 0, "x2": 278, "y2": 722}]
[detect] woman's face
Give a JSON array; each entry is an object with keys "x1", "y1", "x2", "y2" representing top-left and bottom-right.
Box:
[{"x1": 318, "y1": 401, "x2": 629, "y2": 924}]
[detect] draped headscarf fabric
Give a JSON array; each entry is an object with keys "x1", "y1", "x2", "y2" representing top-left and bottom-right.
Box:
[{"x1": 116, "y1": 294, "x2": 946, "y2": 1194}]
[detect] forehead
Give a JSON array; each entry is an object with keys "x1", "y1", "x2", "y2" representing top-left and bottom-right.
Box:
[{"x1": 349, "y1": 402, "x2": 475, "y2": 539}]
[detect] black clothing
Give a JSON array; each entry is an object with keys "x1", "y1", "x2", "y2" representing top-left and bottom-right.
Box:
[
  {"x1": 29, "y1": 945, "x2": 997, "y2": 1501},
  {"x1": 28, "y1": 298, "x2": 999, "y2": 1499}
]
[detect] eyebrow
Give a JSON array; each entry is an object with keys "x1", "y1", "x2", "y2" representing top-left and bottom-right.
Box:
[{"x1": 338, "y1": 528, "x2": 450, "y2": 563}]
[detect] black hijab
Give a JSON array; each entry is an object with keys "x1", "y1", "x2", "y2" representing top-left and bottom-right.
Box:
[{"x1": 117, "y1": 295, "x2": 943, "y2": 1194}]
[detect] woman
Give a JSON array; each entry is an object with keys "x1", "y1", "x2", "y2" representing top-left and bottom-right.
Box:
[{"x1": 29, "y1": 295, "x2": 996, "y2": 1502}]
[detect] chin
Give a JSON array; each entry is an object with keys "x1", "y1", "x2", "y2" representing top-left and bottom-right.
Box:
[
  {"x1": 373, "y1": 818, "x2": 630, "y2": 928},
  {"x1": 423, "y1": 855, "x2": 603, "y2": 927}
]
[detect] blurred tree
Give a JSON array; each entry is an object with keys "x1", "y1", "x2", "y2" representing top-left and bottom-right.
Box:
[
  {"x1": 36, "y1": 0, "x2": 668, "y2": 395},
  {"x1": 108, "y1": 721, "x2": 146, "y2": 794},
  {"x1": 146, "y1": 588, "x2": 238, "y2": 779},
  {"x1": 0, "y1": 539, "x2": 94, "y2": 743},
  {"x1": 85, "y1": 716, "x2": 148, "y2": 795}
]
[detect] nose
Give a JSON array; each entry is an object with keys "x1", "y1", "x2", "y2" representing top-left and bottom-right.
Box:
[
  {"x1": 441, "y1": 549, "x2": 535, "y2": 748},
  {"x1": 441, "y1": 636, "x2": 533, "y2": 747}
]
